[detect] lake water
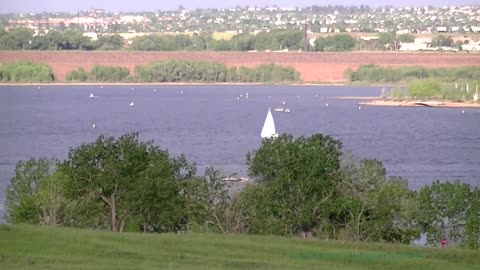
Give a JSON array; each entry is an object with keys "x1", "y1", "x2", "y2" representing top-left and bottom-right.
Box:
[{"x1": 1, "y1": 85, "x2": 479, "y2": 220}]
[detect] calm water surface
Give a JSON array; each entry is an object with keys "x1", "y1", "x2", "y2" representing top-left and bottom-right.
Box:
[{"x1": 1, "y1": 85, "x2": 479, "y2": 219}]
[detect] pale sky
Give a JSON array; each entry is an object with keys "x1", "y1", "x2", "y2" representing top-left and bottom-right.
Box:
[{"x1": 1, "y1": 0, "x2": 478, "y2": 13}]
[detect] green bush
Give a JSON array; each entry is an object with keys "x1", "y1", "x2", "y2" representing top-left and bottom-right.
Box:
[
  {"x1": 65, "y1": 65, "x2": 130, "y2": 82},
  {"x1": 134, "y1": 60, "x2": 299, "y2": 83},
  {"x1": 348, "y1": 65, "x2": 480, "y2": 83},
  {"x1": 0, "y1": 61, "x2": 54, "y2": 82}
]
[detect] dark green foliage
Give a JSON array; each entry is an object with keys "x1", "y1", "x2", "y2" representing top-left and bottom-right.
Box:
[
  {"x1": 134, "y1": 60, "x2": 299, "y2": 83},
  {"x1": 95, "y1": 35, "x2": 125, "y2": 50},
  {"x1": 431, "y1": 35, "x2": 454, "y2": 47},
  {"x1": 129, "y1": 35, "x2": 176, "y2": 51},
  {"x1": 0, "y1": 27, "x2": 33, "y2": 50},
  {"x1": 5, "y1": 158, "x2": 58, "y2": 224},
  {"x1": 397, "y1": 34, "x2": 415, "y2": 43},
  {"x1": 89, "y1": 65, "x2": 130, "y2": 82},
  {"x1": 418, "y1": 180, "x2": 480, "y2": 247},
  {"x1": 407, "y1": 80, "x2": 443, "y2": 100},
  {"x1": 245, "y1": 134, "x2": 343, "y2": 236},
  {"x1": 338, "y1": 158, "x2": 420, "y2": 243},
  {"x1": 183, "y1": 168, "x2": 231, "y2": 233},
  {"x1": 0, "y1": 61, "x2": 54, "y2": 82},
  {"x1": 66, "y1": 65, "x2": 130, "y2": 82},
  {"x1": 314, "y1": 34, "x2": 356, "y2": 52},
  {"x1": 346, "y1": 64, "x2": 480, "y2": 83},
  {"x1": 59, "y1": 132, "x2": 194, "y2": 232}
]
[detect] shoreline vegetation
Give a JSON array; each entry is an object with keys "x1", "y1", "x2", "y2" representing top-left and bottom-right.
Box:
[
  {"x1": 5, "y1": 132, "x2": 480, "y2": 249},
  {"x1": 0, "y1": 60, "x2": 300, "y2": 84}
]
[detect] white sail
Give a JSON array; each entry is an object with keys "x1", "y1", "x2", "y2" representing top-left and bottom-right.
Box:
[{"x1": 261, "y1": 108, "x2": 277, "y2": 138}]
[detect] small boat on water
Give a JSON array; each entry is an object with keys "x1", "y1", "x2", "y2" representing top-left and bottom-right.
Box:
[
  {"x1": 89, "y1": 93, "x2": 95, "y2": 98},
  {"x1": 221, "y1": 177, "x2": 249, "y2": 182},
  {"x1": 273, "y1": 108, "x2": 284, "y2": 112},
  {"x1": 129, "y1": 102, "x2": 135, "y2": 107}
]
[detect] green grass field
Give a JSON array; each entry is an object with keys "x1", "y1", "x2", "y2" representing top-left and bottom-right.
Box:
[{"x1": 1, "y1": 224, "x2": 480, "y2": 270}]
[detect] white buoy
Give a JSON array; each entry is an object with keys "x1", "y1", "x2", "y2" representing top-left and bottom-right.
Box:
[
  {"x1": 37, "y1": 86, "x2": 41, "y2": 89},
  {"x1": 240, "y1": 94, "x2": 243, "y2": 97},
  {"x1": 358, "y1": 106, "x2": 362, "y2": 110},
  {"x1": 180, "y1": 91, "x2": 183, "y2": 95},
  {"x1": 236, "y1": 97, "x2": 240, "y2": 101},
  {"x1": 461, "y1": 110, "x2": 465, "y2": 114},
  {"x1": 100, "y1": 86, "x2": 103, "y2": 89},
  {"x1": 325, "y1": 103, "x2": 329, "y2": 107},
  {"x1": 131, "y1": 87, "x2": 134, "y2": 91},
  {"x1": 92, "y1": 123, "x2": 96, "y2": 129},
  {"x1": 154, "y1": 89, "x2": 157, "y2": 92}
]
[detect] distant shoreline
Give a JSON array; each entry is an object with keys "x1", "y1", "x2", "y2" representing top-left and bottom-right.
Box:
[
  {"x1": 0, "y1": 82, "x2": 347, "y2": 87},
  {"x1": 359, "y1": 99, "x2": 480, "y2": 108}
]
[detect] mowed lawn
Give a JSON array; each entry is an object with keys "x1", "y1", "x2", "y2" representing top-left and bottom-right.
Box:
[{"x1": 1, "y1": 224, "x2": 480, "y2": 270}]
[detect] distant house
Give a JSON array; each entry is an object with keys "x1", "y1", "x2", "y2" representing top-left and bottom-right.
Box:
[
  {"x1": 436, "y1": 26, "x2": 448, "y2": 32},
  {"x1": 461, "y1": 41, "x2": 480, "y2": 51}
]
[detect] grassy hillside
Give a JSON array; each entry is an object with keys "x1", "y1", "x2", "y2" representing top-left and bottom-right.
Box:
[{"x1": 1, "y1": 224, "x2": 480, "y2": 270}]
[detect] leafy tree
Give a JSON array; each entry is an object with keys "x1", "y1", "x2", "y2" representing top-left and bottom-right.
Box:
[
  {"x1": 397, "y1": 34, "x2": 415, "y2": 43},
  {"x1": 339, "y1": 158, "x2": 420, "y2": 243},
  {"x1": 183, "y1": 168, "x2": 231, "y2": 233},
  {"x1": 0, "y1": 27, "x2": 33, "y2": 50},
  {"x1": 379, "y1": 32, "x2": 399, "y2": 51},
  {"x1": 95, "y1": 35, "x2": 124, "y2": 50},
  {"x1": 59, "y1": 133, "x2": 193, "y2": 232},
  {"x1": 36, "y1": 170, "x2": 69, "y2": 226},
  {"x1": 5, "y1": 158, "x2": 56, "y2": 224},
  {"x1": 465, "y1": 191, "x2": 480, "y2": 249},
  {"x1": 418, "y1": 180, "x2": 479, "y2": 246},
  {"x1": 245, "y1": 134, "x2": 343, "y2": 236},
  {"x1": 130, "y1": 154, "x2": 193, "y2": 232},
  {"x1": 431, "y1": 35, "x2": 453, "y2": 47},
  {"x1": 314, "y1": 34, "x2": 356, "y2": 52}
]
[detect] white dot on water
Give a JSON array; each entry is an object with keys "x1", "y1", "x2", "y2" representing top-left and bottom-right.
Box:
[
  {"x1": 325, "y1": 103, "x2": 329, "y2": 107},
  {"x1": 461, "y1": 110, "x2": 465, "y2": 114}
]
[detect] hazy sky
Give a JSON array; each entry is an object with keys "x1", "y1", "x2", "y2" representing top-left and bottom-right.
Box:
[{"x1": 1, "y1": 0, "x2": 478, "y2": 13}]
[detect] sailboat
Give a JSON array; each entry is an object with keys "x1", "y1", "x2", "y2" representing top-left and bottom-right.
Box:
[{"x1": 261, "y1": 108, "x2": 278, "y2": 138}]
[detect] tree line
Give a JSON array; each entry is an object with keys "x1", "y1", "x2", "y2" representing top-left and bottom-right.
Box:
[
  {"x1": 1, "y1": 27, "x2": 464, "y2": 52},
  {"x1": 67, "y1": 61, "x2": 300, "y2": 83},
  {"x1": 0, "y1": 28, "x2": 123, "y2": 50},
  {"x1": 5, "y1": 132, "x2": 480, "y2": 248},
  {"x1": 345, "y1": 64, "x2": 480, "y2": 83}
]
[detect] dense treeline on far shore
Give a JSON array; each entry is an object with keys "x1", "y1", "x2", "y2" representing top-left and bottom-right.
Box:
[
  {"x1": 5, "y1": 132, "x2": 480, "y2": 248},
  {"x1": 1, "y1": 27, "x2": 471, "y2": 52},
  {"x1": 346, "y1": 64, "x2": 480, "y2": 83},
  {"x1": 67, "y1": 61, "x2": 300, "y2": 83}
]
